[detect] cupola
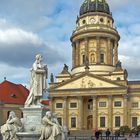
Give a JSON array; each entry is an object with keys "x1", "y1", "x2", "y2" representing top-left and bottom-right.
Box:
[{"x1": 80, "y1": 0, "x2": 110, "y2": 16}]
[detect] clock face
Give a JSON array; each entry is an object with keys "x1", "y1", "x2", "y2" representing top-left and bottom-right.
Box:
[{"x1": 90, "y1": 18, "x2": 96, "y2": 24}]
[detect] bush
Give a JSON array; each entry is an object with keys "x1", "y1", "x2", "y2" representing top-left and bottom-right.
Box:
[
  {"x1": 119, "y1": 125, "x2": 131, "y2": 134},
  {"x1": 136, "y1": 125, "x2": 140, "y2": 132},
  {"x1": 114, "y1": 130, "x2": 120, "y2": 136}
]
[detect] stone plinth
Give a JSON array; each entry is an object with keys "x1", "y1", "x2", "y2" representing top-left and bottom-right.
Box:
[
  {"x1": 16, "y1": 107, "x2": 49, "y2": 140},
  {"x1": 16, "y1": 132, "x2": 40, "y2": 140},
  {"x1": 21, "y1": 107, "x2": 47, "y2": 133}
]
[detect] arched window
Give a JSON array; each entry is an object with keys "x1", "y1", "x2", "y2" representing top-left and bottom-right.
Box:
[
  {"x1": 82, "y1": 54, "x2": 85, "y2": 64},
  {"x1": 117, "y1": 77, "x2": 121, "y2": 81},
  {"x1": 100, "y1": 53, "x2": 104, "y2": 63},
  {"x1": 90, "y1": 53, "x2": 95, "y2": 63},
  {"x1": 71, "y1": 117, "x2": 77, "y2": 128}
]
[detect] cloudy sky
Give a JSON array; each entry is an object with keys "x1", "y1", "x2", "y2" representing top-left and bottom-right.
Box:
[{"x1": 0, "y1": 0, "x2": 140, "y2": 85}]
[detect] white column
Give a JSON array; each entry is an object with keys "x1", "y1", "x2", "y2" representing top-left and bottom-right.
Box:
[{"x1": 114, "y1": 41, "x2": 118, "y2": 66}]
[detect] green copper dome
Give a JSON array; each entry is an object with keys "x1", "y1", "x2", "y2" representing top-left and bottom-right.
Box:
[{"x1": 80, "y1": 0, "x2": 110, "y2": 15}]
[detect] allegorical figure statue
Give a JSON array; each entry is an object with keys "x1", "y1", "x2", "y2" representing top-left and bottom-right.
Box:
[
  {"x1": 25, "y1": 54, "x2": 48, "y2": 107},
  {"x1": 1, "y1": 111, "x2": 22, "y2": 140},
  {"x1": 39, "y1": 111, "x2": 67, "y2": 140}
]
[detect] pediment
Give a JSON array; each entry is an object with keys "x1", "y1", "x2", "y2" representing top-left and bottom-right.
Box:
[
  {"x1": 113, "y1": 111, "x2": 123, "y2": 115},
  {"x1": 51, "y1": 73, "x2": 125, "y2": 90}
]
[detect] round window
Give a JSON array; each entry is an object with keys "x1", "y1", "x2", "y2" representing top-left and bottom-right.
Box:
[
  {"x1": 100, "y1": 18, "x2": 104, "y2": 23},
  {"x1": 82, "y1": 20, "x2": 86, "y2": 24}
]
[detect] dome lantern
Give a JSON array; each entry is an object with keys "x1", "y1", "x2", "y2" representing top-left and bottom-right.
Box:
[{"x1": 80, "y1": 0, "x2": 111, "y2": 16}]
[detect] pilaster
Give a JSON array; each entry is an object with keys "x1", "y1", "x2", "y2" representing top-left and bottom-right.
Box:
[
  {"x1": 85, "y1": 38, "x2": 89, "y2": 61},
  {"x1": 96, "y1": 37, "x2": 100, "y2": 64},
  {"x1": 92, "y1": 96, "x2": 97, "y2": 131},
  {"x1": 108, "y1": 95, "x2": 113, "y2": 131},
  {"x1": 78, "y1": 96, "x2": 84, "y2": 130},
  {"x1": 75, "y1": 41, "x2": 80, "y2": 66},
  {"x1": 107, "y1": 38, "x2": 111, "y2": 65},
  {"x1": 72, "y1": 43, "x2": 76, "y2": 68},
  {"x1": 63, "y1": 97, "x2": 68, "y2": 126},
  {"x1": 123, "y1": 94, "x2": 128, "y2": 126}
]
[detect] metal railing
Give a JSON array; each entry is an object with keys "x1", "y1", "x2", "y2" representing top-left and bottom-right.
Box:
[{"x1": 68, "y1": 135, "x2": 126, "y2": 140}]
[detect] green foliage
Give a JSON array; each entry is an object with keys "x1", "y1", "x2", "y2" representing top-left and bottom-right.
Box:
[
  {"x1": 114, "y1": 130, "x2": 120, "y2": 136},
  {"x1": 119, "y1": 125, "x2": 131, "y2": 134},
  {"x1": 136, "y1": 125, "x2": 140, "y2": 132}
]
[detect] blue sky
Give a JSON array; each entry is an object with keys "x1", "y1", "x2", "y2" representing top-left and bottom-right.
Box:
[{"x1": 0, "y1": 0, "x2": 140, "y2": 86}]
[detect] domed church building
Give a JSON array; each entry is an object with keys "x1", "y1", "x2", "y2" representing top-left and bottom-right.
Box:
[{"x1": 49, "y1": 0, "x2": 140, "y2": 132}]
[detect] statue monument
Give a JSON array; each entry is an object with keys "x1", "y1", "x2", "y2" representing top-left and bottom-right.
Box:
[
  {"x1": 1, "y1": 111, "x2": 22, "y2": 140},
  {"x1": 16, "y1": 54, "x2": 49, "y2": 140},
  {"x1": 25, "y1": 54, "x2": 48, "y2": 107},
  {"x1": 1, "y1": 54, "x2": 67, "y2": 140},
  {"x1": 39, "y1": 111, "x2": 67, "y2": 140}
]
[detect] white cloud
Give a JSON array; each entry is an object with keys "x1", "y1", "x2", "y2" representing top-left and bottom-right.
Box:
[
  {"x1": 119, "y1": 55, "x2": 140, "y2": 80},
  {"x1": 0, "y1": 0, "x2": 139, "y2": 83},
  {"x1": 0, "y1": 28, "x2": 43, "y2": 45}
]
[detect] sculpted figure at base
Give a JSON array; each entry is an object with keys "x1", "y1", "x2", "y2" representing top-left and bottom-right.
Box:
[
  {"x1": 25, "y1": 54, "x2": 48, "y2": 107},
  {"x1": 1, "y1": 111, "x2": 22, "y2": 140},
  {"x1": 39, "y1": 111, "x2": 67, "y2": 140}
]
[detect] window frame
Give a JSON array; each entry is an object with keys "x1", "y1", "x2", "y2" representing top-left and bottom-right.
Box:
[
  {"x1": 114, "y1": 101, "x2": 122, "y2": 107},
  {"x1": 100, "y1": 53, "x2": 104, "y2": 63},
  {"x1": 71, "y1": 117, "x2": 77, "y2": 128},
  {"x1": 115, "y1": 116, "x2": 121, "y2": 127},
  {"x1": 132, "y1": 117, "x2": 137, "y2": 127},
  {"x1": 56, "y1": 103, "x2": 63, "y2": 109},
  {"x1": 99, "y1": 102, "x2": 107, "y2": 107},
  {"x1": 100, "y1": 116, "x2": 105, "y2": 127},
  {"x1": 70, "y1": 102, "x2": 77, "y2": 108},
  {"x1": 132, "y1": 102, "x2": 139, "y2": 108}
]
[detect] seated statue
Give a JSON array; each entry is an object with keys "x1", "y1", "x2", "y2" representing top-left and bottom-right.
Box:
[
  {"x1": 39, "y1": 111, "x2": 67, "y2": 140},
  {"x1": 1, "y1": 111, "x2": 22, "y2": 140}
]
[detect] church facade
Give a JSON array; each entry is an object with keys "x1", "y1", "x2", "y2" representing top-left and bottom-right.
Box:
[{"x1": 49, "y1": 0, "x2": 140, "y2": 132}]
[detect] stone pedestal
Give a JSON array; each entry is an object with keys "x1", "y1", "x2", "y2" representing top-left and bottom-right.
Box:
[
  {"x1": 16, "y1": 132, "x2": 40, "y2": 140},
  {"x1": 22, "y1": 107, "x2": 46, "y2": 133},
  {"x1": 17, "y1": 107, "x2": 48, "y2": 140}
]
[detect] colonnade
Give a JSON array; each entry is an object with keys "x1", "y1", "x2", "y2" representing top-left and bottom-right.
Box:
[
  {"x1": 72, "y1": 37, "x2": 119, "y2": 68},
  {"x1": 50, "y1": 95, "x2": 129, "y2": 131}
]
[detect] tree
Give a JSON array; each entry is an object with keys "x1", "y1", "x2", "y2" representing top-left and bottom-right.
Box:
[
  {"x1": 119, "y1": 126, "x2": 130, "y2": 135},
  {"x1": 136, "y1": 125, "x2": 140, "y2": 132}
]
